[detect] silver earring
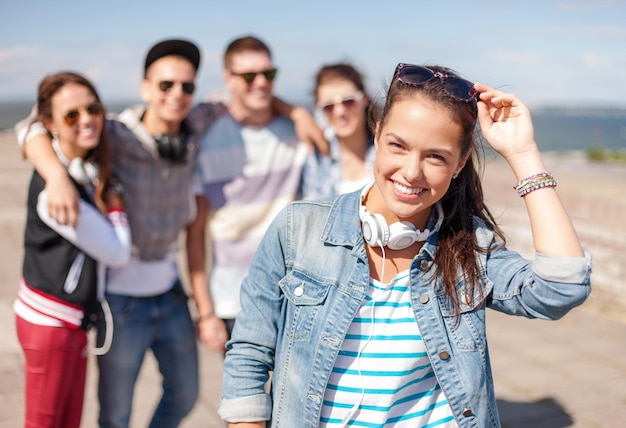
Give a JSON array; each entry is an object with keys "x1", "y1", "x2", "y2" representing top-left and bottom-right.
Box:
[{"x1": 452, "y1": 173, "x2": 459, "y2": 179}]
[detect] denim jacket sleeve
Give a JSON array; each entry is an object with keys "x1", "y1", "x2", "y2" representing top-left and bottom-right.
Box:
[
  {"x1": 482, "y1": 221, "x2": 592, "y2": 319},
  {"x1": 219, "y1": 205, "x2": 291, "y2": 423}
]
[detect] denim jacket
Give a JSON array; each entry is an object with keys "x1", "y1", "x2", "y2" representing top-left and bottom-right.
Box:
[{"x1": 219, "y1": 190, "x2": 592, "y2": 427}]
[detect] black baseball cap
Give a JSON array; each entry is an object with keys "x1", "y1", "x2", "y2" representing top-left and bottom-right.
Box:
[{"x1": 144, "y1": 39, "x2": 201, "y2": 75}]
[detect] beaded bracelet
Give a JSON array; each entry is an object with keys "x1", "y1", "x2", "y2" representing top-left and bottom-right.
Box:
[
  {"x1": 513, "y1": 171, "x2": 557, "y2": 197},
  {"x1": 514, "y1": 171, "x2": 552, "y2": 190}
]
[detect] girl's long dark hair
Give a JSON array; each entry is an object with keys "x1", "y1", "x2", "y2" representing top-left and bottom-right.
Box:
[{"x1": 375, "y1": 65, "x2": 506, "y2": 316}]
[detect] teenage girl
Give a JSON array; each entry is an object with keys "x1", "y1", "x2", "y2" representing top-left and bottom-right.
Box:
[
  {"x1": 14, "y1": 71, "x2": 131, "y2": 428},
  {"x1": 218, "y1": 63, "x2": 591, "y2": 427},
  {"x1": 302, "y1": 63, "x2": 375, "y2": 200}
]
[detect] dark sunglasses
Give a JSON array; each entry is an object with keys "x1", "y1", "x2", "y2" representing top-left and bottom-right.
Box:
[
  {"x1": 318, "y1": 92, "x2": 364, "y2": 116},
  {"x1": 158, "y1": 80, "x2": 196, "y2": 95},
  {"x1": 63, "y1": 102, "x2": 104, "y2": 127},
  {"x1": 229, "y1": 68, "x2": 278, "y2": 84},
  {"x1": 395, "y1": 63, "x2": 479, "y2": 102}
]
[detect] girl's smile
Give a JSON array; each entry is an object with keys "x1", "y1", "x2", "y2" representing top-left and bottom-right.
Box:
[{"x1": 370, "y1": 96, "x2": 467, "y2": 228}]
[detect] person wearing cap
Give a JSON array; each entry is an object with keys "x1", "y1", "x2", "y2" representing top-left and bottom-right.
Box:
[{"x1": 15, "y1": 37, "x2": 325, "y2": 428}]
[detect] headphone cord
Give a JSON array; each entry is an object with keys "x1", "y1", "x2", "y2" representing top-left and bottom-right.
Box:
[{"x1": 341, "y1": 245, "x2": 386, "y2": 426}]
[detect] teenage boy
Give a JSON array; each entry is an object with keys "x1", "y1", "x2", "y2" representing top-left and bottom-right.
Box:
[{"x1": 187, "y1": 35, "x2": 312, "y2": 350}]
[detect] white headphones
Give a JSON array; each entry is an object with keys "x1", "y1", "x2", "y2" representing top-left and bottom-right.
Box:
[
  {"x1": 51, "y1": 135, "x2": 99, "y2": 186},
  {"x1": 68, "y1": 157, "x2": 99, "y2": 186},
  {"x1": 359, "y1": 183, "x2": 444, "y2": 250}
]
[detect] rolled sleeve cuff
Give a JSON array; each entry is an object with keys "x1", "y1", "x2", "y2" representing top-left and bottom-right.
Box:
[
  {"x1": 15, "y1": 109, "x2": 47, "y2": 149},
  {"x1": 532, "y1": 250, "x2": 592, "y2": 283},
  {"x1": 218, "y1": 393, "x2": 272, "y2": 423}
]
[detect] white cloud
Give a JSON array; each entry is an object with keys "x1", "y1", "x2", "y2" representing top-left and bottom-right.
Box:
[
  {"x1": 0, "y1": 45, "x2": 46, "y2": 72},
  {"x1": 550, "y1": 24, "x2": 626, "y2": 39},
  {"x1": 0, "y1": 43, "x2": 144, "y2": 101},
  {"x1": 0, "y1": 45, "x2": 37, "y2": 62},
  {"x1": 582, "y1": 53, "x2": 615, "y2": 67},
  {"x1": 489, "y1": 48, "x2": 543, "y2": 65},
  {"x1": 553, "y1": 0, "x2": 623, "y2": 13},
  {"x1": 0, "y1": 45, "x2": 80, "y2": 99}
]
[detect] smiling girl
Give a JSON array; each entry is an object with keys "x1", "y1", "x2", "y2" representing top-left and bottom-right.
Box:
[
  {"x1": 15, "y1": 72, "x2": 131, "y2": 428},
  {"x1": 218, "y1": 64, "x2": 591, "y2": 427},
  {"x1": 301, "y1": 63, "x2": 375, "y2": 200}
]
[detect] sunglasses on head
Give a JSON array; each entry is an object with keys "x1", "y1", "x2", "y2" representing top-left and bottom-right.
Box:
[
  {"x1": 158, "y1": 80, "x2": 196, "y2": 95},
  {"x1": 395, "y1": 63, "x2": 479, "y2": 102},
  {"x1": 229, "y1": 68, "x2": 278, "y2": 84},
  {"x1": 318, "y1": 92, "x2": 364, "y2": 116},
  {"x1": 63, "y1": 102, "x2": 103, "y2": 127}
]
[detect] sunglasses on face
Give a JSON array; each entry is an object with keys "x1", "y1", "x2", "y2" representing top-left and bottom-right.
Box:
[
  {"x1": 229, "y1": 68, "x2": 278, "y2": 84},
  {"x1": 395, "y1": 63, "x2": 479, "y2": 102},
  {"x1": 63, "y1": 102, "x2": 103, "y2": 127},
  {"x1": 318, "y1": 91, "x2": 364, "y2": 116},
  {"x1": 158, "y1": 80, "x2": 196, "y2": 95}
]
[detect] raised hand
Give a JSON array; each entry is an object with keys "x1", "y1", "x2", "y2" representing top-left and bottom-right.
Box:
[{"x1": 475, "y1": 83, "x2": 537, "y2": 163}]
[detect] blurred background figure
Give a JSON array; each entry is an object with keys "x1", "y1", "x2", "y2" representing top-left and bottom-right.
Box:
[
  {"x1": 15, "y1": 71, "x2": 130, "y2": 428},
  {"x1": 188, "y1": 35, "x2": 317, "y2": 350},
  {"x1": 301, "y1": 63, "x2": 376, "y2": 200}
]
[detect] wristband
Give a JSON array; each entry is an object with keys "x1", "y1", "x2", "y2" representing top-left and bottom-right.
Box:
[{"x1": 514, "y1": 171, "x2": 557, "y2": 197}]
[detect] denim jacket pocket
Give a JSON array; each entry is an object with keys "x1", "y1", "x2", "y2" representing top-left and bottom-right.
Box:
[
  {"x1": 279, "y1": 269, "x2": 332, "y2": 342},
  {"x1": 437, "y1": 275, "x2": 493, "y2": 352}
]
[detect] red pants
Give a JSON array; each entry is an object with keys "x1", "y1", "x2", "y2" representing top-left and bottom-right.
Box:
[{"x1": 16, "y1": 315, "x2": 88, "y2": 428}]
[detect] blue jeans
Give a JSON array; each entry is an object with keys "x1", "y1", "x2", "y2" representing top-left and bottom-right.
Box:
[{"x1": 97, "y1": 281, "x2": 199, "y2": 428}]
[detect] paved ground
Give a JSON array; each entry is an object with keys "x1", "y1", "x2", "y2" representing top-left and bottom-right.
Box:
[{"x1": 1, "y1": 130, "x2": 625, "y2": 427}]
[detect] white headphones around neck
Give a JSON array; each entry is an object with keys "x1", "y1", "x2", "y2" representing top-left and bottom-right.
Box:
[
  {"x1": 51, "y1": 136, "x2": 99, "y2": 186},
  {"x1": 359, "y1": 183, "x2": 444, "y2": 250},
  {"x1": 68, "y1": 157, "x2": 99, "y2": 186}
]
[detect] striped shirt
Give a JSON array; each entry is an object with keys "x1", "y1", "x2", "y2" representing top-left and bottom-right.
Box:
[
  {"x1": 320, "y1": 270, "x2": 458, "y2": 427},
  {"x1": 196, "y1": 112, "x2": 308, "y2": 319}
]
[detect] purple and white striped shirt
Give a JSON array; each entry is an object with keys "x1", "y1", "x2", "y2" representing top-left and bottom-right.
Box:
[{"x1": 196, "y1": 112, "x2": 308, "y2": 319}]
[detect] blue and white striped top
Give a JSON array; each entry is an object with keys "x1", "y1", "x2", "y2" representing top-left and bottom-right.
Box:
[{"x1": 320, "y1": 270, "x2": 458, "y2": 427}]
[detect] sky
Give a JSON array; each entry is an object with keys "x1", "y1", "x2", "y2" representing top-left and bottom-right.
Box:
[{"x1": 2, "y1": 0, "x2": 626, "y2": 110}]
